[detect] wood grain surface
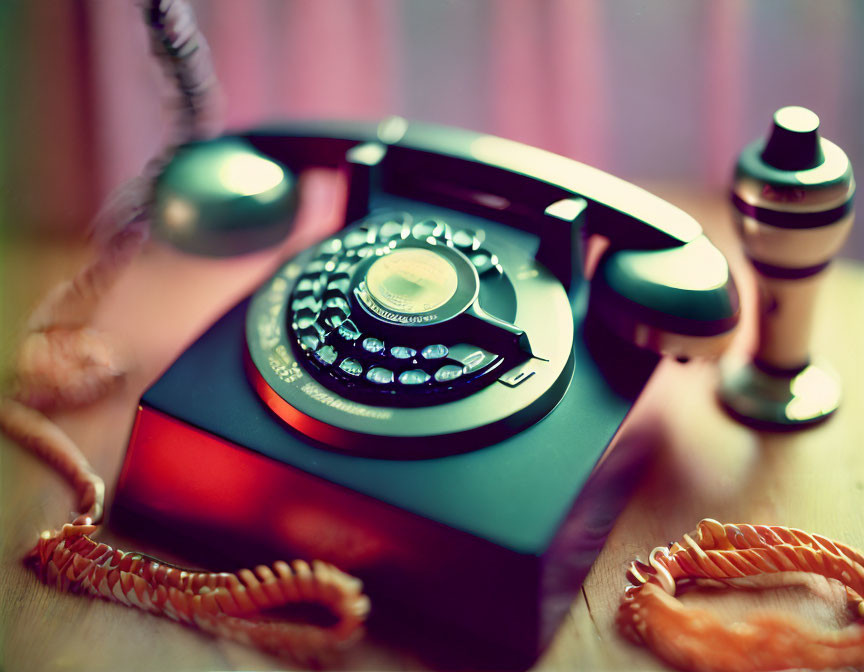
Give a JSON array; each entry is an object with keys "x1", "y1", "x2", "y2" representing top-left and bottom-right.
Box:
[{"x1": 2, "y1": 185, "x2": 863, "y2": 672}]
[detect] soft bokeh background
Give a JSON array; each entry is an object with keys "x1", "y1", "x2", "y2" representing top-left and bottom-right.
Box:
[{"x1": 1, "y1": 0, "x2": 863, "y2": 257}]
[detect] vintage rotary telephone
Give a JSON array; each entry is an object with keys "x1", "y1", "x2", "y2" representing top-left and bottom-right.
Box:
[{"x1": 112, "y1": 117, "x2": 740, "y2": 662}]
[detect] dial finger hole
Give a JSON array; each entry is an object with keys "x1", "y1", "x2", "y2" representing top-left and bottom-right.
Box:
[
  {"x1": 324, "y1": 296, "x2": 351, "y2": 313},
  {"x1": 291, "y1": 295, "x2": 321, "y2": 312},
  {"x1": 362, "y1": 337, "x2": 384, "y2": 354},
  {"x1": 469, "y1": 249, "x2": 500, "y2": 275},
  {"x1": 366, "y1": 367, "x2": 394, "y2": 384},
  {"x1": 390, "y1": 346, "x2": 417, "y2": 360},
  {"x1": 337, "y1": 320, "x2": 361, "y2": 341},
  {"x1": 293, "y1": 308, "x2": 318, "y2": 330},
  {"x1": 451, "y1": 229, "x2": 479, "y2": 250},
  {"x1": 434, "y1": 364, "x2": 463, "y2": 383},
  {"x1": 294, "y1": 278, "x2": 324, "y2": 301},
  {"x1": 304, "y1": 259, "x2": 327, "y2": 274},
  {"x1": 327, "y1": 273, "x2": 351, "y2": 293},
  {"x1": 412, "y1": 219, "x2": 451, "y2": 243},
  {"x1": 313, "y1": 345, "x2": 338, "y2": 366},
  {"x1": 339, "y1": 357, "x2": 363, "y2": 377},
  {"x1": 344, "y1": 227, "x2": 375, "y2": 248},
  {"x1": 379, "y1": 220, "x2": 409, "y2": 241},
  {"x1": 296, "y1": 326, "x2": 321, "y2": 351},
  {"x1": 421, "y1": 344, "x2": 448, "y2": 360},
  {"x1": 322, "y1": 308, "x2": 348, "y2": 329},
  {"x1": 318, "y1": 238, "x2": 343, "y2": 255},
  {"x1": 399, "y1": 369, "x2": 431, "y2": 385}
]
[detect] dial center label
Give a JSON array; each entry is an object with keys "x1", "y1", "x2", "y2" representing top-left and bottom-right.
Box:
[{"x1": 366, "y1": 248, "x2": 458, "y2": 315}]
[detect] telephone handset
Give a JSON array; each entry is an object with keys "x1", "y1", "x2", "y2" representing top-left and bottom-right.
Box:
[{"x1": 115, "y1": 118, "x2": 739, "y2": 659}]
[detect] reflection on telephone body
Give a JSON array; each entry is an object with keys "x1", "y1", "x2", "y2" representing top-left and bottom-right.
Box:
[{"x1": 113, "y1": 118, "x2": 739, "y2": 661}]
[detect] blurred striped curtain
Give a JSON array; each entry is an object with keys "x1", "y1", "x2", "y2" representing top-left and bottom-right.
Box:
[{"x1": 2, "y1": 0, "x2": 862, "y2": 254}]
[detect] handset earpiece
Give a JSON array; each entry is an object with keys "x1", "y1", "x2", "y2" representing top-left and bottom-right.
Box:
[
  {"x1": 574, "y1": 173, "x2": 739, "y2": 361},
  {"x1": 589, "y1": 235, "x2": 740, "y2": 360},
  {"x1": 151, "y1": 137, "x2": 299, "y2": 256},
  {"x1": 148, "y1": 120, "x2": 391, "y2": 256}
]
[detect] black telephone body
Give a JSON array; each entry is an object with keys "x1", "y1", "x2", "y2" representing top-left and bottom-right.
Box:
[{"x1": 113, "y1": 118, "x2": 739, "y2": 662}]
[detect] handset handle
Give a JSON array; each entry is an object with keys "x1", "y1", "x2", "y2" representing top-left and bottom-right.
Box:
[{"x1": 243, "y1": 117, "x2": 701, "y2": 250}]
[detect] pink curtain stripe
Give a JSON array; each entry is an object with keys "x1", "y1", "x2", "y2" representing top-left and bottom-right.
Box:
[
  {"x1": 703, "y1": 0, "x2": 747, "y2": 185},
  {"x1": 547, "y1": 0, "x2": 610, "y2": 168},
  {"x1": 488, "y1": 0, "x2": 551, "y2": 151},
  {"x1": 201, "y1": 0, "x2": 270, "y2": 130},
  {"x1": 86, "y1": 0, "x2": 165, "y2": 200},
  {"x1": 277, "y1": 0, "x2": 399, "y2": 119}
]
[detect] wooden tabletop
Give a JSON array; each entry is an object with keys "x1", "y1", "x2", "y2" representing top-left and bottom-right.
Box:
[{"x1": 2, "y1": 183, "x2": 863, "y2": 671}]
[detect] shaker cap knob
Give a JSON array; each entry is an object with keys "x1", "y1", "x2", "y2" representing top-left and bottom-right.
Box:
[{"x1": 760, "y1": 106, "x2": 825, "y2": 170}]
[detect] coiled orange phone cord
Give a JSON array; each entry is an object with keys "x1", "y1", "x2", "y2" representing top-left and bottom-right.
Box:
[
  {"x1": 0, "y1": 397, "x2": 370, "y2": 663},
  {"x1": 618, "y1": 518, "x2": 864, "y2": 672}
]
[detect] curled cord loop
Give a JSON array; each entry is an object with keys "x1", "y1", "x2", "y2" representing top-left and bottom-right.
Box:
[
  {"x1": 19, "y1": 0, "x2": 221, "y2": 406},
  {"x1": 618, "y1": 518, "x2": 864, "y2": 672},
  {"x1": 0, "y1": 398, "x2": 370, "y2": 662},
  {"x1": 142, "y1": 0, "x2": 221, "y2": 141}
]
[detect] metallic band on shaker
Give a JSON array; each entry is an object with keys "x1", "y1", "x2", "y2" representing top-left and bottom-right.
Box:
[
  {"x1": 748, "y1": 257, "x2": 831, "y2": 280},
  {"x1": 731, "y1": 192, "x2": 853, "y2": 229}
]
